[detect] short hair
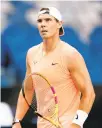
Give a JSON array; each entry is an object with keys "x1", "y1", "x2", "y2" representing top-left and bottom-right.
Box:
[
  {"x1": 39, "y1": 8, "x2": 59, "y2": 22},
  {"x1": 40, "y1": 8, "x2": 49, "y2": 12}
]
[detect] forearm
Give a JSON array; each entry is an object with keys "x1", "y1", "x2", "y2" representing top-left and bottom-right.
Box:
[
  {"x1": 72, "y1": 91, "x2": 95, "y2": 127},
  {"x1": 15, "y1": 90, "x2": 29, "y2": 120},
  {"x1": 79, "y1": 91, "x2": 95, "y2": 113}
]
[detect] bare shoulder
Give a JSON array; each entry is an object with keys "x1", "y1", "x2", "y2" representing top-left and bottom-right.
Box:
[
  {"x1": 26, "y1": 43, "x2": 42, "y2": 63},
  {"x1": 61, "y1": 41, "x2": 83, "y2": 60},
  {"x1": 60, "y1": 41, "x2": 85, "y2": 70},
  {"x1": 27, "y1": 43, "x2": 41, "y2": 56}
]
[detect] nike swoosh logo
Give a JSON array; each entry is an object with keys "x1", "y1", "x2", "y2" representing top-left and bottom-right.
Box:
[
  {"x1": 52, "y1": 63, "x2": 58, "y2": 65},
  {"x1": 75, "y1": 114, "x2": 78, "y2": 120},
  {"x1": 34, "y1": 61, "x2": 37, "y2": 64}
]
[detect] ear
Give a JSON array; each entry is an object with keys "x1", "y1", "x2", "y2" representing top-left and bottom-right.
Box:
[{"x1": 57, "y1": 21, "x2": 63, "y2": 29}]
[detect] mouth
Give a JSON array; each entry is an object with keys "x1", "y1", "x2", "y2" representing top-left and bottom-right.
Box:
[{"x1": 41, "y1": 30, "x2": 48, "y2": 33}]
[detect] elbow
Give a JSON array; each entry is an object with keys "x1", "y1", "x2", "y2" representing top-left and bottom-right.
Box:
[
  {"x1": 83, "y1": 88, "x2": 96, "y2": 101},
  {"x1": 91, "y1": 90, "x2": 96, "y2": 101},
  {"x1": 88, "y1": 89, "x2": 96, "y2": 101}
]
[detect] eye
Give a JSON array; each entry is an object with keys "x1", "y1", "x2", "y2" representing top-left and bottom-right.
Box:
[
  {"x1": 37, "y1": 19, "x2": 42, "y2": 23},
  {"x1": 46, "y1": 18, "x2": 52, "y2": 22}
]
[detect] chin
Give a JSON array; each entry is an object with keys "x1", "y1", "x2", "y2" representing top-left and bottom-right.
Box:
[{"x1": 41, "y1": 35, "x2": 51, "y2": 39}]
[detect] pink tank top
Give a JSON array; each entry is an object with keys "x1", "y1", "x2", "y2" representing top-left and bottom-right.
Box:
[{"x1": 30, "y1": 42, "x2": 81, "y2": 128}]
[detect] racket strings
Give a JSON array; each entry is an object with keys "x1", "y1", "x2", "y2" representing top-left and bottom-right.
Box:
[
  {"x1": 37, "y1": 90, "x2": 56, "y2": 116},
  {"x1": 34, "y1": 77, "x2": 54, "y2": 105},
  {"x1": 30, "y1": 93, "x2": 37, "y2": 111},
  {"x1": 30, "y1": 90, "x2": 58, "y2": 122},
  {"x1": 34, "y1": 77, "x2": 58, "y2": 119},
  {"x1": 23, "y1": 73, "x2": 61, "y2": 127}
]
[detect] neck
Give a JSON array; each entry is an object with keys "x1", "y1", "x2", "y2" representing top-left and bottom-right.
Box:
[{"x1": 42, "y1": 34, "x2": 60, "y2": 54}]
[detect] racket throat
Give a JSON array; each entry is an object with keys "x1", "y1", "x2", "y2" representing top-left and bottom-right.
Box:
[
  {"x1": 35, "y1": 111, "x2": 62, "y2": 128},
  {"x1": 34, "y1": 111, "x2": 43, "y2": 118},
  {"x1": 45, "y1": 117, "x2": 62, "y2": 128}
]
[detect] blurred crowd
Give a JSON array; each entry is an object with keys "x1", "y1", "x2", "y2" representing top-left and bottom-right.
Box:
[{"x1": 1, "y1": 1, "x2": 102, "y2": 128}]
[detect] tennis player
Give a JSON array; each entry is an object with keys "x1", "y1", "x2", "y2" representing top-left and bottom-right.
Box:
[{"x1": 12, "y1": 7, "x2": 95, "y2": 128}]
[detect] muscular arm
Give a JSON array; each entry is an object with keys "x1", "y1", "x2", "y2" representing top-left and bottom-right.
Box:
[
  {"x1": 69, "y1": 50, "x2": 95, "y2": 113},
  {"x1": 13, "y1": 50, "x2": 33, "y2": 127},
  {"x1": 69, "y1": 50, "x2": 95, "y2": 128}
]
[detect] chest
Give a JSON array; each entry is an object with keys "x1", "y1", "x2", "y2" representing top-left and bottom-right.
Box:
[
  {"x1": 29, "y1": 53, "x2": 67, "y2": 85},
  {"x1": 32, "y1": 55, "x2": 59, "y2": 73}
]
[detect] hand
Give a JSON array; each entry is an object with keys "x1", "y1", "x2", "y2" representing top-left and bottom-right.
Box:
[
  {"x1": 12, "y1": 122, "x2": 22, "y2": 128},
  {"x1": 70, "y1": 123, "x2": 81, "y2": 128}
]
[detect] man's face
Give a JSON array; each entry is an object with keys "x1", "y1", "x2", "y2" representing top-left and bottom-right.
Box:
[{"x1": 37, "y1": 14, "x2": 61, "y2": 38}]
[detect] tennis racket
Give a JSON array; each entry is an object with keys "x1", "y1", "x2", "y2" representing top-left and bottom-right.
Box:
[{"x1": 22, "y1": 72, "x2": 62, "y2": 128}]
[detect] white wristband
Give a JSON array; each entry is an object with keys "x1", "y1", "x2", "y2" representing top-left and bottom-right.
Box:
[{"x1": 72, "y1": 110, "x2": 88, "y2": 127}]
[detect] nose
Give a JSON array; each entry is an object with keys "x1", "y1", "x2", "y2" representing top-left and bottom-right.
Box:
[{"x1": 41, "y1": 20, "x2": 46, "y2": 28}]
